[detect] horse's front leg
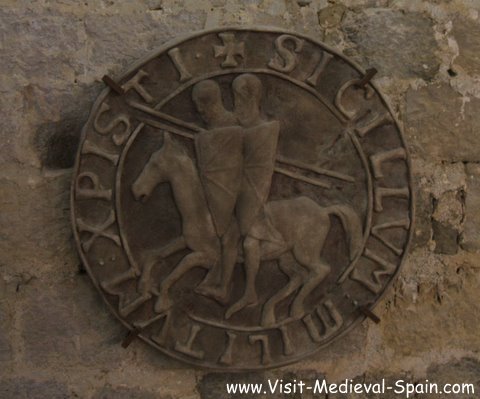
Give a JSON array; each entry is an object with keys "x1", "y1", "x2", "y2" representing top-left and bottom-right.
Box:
[
  {"x1": 138, "y1": 236, "x2": 186, "y2": 294},
  {"x1": 225, "y1": 236, "x2": 260, "y2": 319},
  {"x1": 155, "y1": 251, "x2": 215, "y2": 313}
]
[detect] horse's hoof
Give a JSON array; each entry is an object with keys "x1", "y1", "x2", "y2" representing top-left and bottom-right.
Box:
[
  {"x1": 290, "y1": 303, "x2": 304, "y2": 319},
  {"x1": 194, "y1": 285, "x2": 229, "y2": 305},
  {"x1": 225, "y1": 298, "x2": 258, "y2": 319},
  {"x1": 261, "y1": 312, "x2": 276, "y2": 327},
  {"x1": 224, "y1": 306, "x2": 238, "y2": 320}
]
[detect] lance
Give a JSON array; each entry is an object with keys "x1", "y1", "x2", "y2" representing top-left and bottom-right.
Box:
[{"x1": 128, "y1": 101, "x2": 355, "y2": 189}]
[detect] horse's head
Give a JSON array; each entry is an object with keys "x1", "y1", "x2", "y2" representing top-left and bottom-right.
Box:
[{"x1": 131, "y1": 132, "x2": 183, "y2": 202}]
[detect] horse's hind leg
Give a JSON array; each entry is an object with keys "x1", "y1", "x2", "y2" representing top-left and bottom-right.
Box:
[
  {"x1": 289, "y1": 224, "x2": 331, "y2": 318},
  {"x1": 155, "y1": 251, "x2": 215, "y2": 313},
  {"x1": 290, "y1": 259, "x2": 331, "y2": 318},
  {"x1": 261, "y1": 254, "x2": 304, "y2": 327}
]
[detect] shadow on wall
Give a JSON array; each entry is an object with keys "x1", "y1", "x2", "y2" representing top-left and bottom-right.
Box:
[
  {"x1": 34, "y1": 116, "x2": 82, "y2": 169},
  {"x1": 33, "y1": 82, "x2": 104, "y2": 170}
]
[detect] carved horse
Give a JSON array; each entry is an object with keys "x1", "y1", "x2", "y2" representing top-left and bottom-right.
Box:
[{"x1": 132, "y1": 132, "x2": 363, "y2": 326}]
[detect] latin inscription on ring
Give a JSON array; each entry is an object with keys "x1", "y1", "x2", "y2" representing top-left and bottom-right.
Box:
[{"x1": 72, "y1": 27, "x2": 413, "y2": 370}]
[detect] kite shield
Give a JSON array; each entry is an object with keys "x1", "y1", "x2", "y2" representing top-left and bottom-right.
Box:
[
  {"x1": 195, "y1": 126, "x2": 243, "y2": 237},
  {"x1": 236, "y1": 120, "x2": 280, "y2": 235}
]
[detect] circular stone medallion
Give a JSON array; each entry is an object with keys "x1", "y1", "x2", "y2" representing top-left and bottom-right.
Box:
[{"x1": 71, "y1": 27, "x2": 413, "y2": 370}]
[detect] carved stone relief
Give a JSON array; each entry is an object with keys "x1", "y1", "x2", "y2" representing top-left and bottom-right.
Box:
[{"x1": 71, "y1": 27, "x2": 413, "y2": 370}]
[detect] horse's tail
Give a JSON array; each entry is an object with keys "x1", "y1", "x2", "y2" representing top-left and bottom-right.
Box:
[{"x1": 326, "y1": 205, "x2": 363, "y2": 261}]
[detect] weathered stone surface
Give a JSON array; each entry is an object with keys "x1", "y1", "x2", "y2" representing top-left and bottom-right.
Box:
[
  {"x1": 84, "y1": 13, "x2": 171, "y2": 71},
  {"x1": 380, "y1": 249, "x2": 480, "y2": 358},
  {"x1": 413, "y1": 188, "x2": 433, "y2": 249},
  {"x1": 406, "y1": 83, "x2": 480, "y2": 162},
  {"x1": 132, "y1": 339, "x2": 191, "y2": 370},
  {"x1": 461, "y1": 163, "x2": 480, "y2": 252},
  {"x1": 307, "y1": 322, "x2": 368, "y2": 378},
  {"x1": 427, "y1": 162, "x2": 466, "y2": 200},
  {"x1": 342, "y1": 9, "x2": 439, "y2": 80},
  {"x1": 92, "y1": 385, "x2": 158, "y2": 399},
  {"x1": 432, "y1": 190, "x2": 463, "y2": 254},
  {"x1": 425, "y1": 358, "x2": 480, "y2": 398},
  {"x1": 0, "y1": 276, "x2": 12, "y2": 367},
  {"x1": 452, "y1": 17, "x2": 480, "y2": 77},
  {"x1": 432, "y1": 219, "x2": 458, "y2": 255},
  {"x1": 0, "y1": 170, "x2": 78, "y2": 278},
  {"x1": 318, "y1": 4, "x2": 346, "y2": 28},
  {"x1": 433, "y1": 192, "x2": 464, "y2": 224},
  {"x1": 20, "y1": 277, "x2": 125, "y2": 367},
  {"x1": 411, "y1": 160, "x2": 465, "y2": 249},
  {"x1": 0, "y1": 7, "x2": 86, "y2": 87},
  {"x1": 0, "y1": 378, "x2": 69, "y2": 399},
  {"x1": 297, "y1": 0, "x2": 312, "y2": 7},
  {"x1": 0, "y1": 307, "x2": 12, "y2": 363}
]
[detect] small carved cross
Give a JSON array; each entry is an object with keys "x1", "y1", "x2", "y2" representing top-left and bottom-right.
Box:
[{"x1": 214, "y1": 33, "x2": 245, "y2": 68}]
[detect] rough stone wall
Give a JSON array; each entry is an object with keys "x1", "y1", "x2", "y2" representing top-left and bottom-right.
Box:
[{"x1": 1, "y1": 0, "x2": 479, "y2": 397}]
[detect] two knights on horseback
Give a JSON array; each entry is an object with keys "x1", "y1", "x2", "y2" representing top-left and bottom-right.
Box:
[
  {"x1": 129, "y1": 73, "x2": 362, "y2": 325},
  {"x1": 192, "y1": 74, "x2": 284, "y2": 317}
]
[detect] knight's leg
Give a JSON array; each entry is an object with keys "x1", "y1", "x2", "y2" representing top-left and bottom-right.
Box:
[
  {"x1": 155, "y1": 252, "x2": 214, "y2": 313},
  {"x1": 138, "y1": 236, "x2": 186, "y2": 294},
  {"x1": 196, "y1": 222, "x2": 240, "y2": 303},
  {"x1": 243, "y1": 236, "x2": 261, "y2": 299},
  {"x1": 218, "y1": 222, "x2": 241, "y2": 295},
  {"x1": 225, "y1": 236, "x2": 260, "y2": 319}
]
